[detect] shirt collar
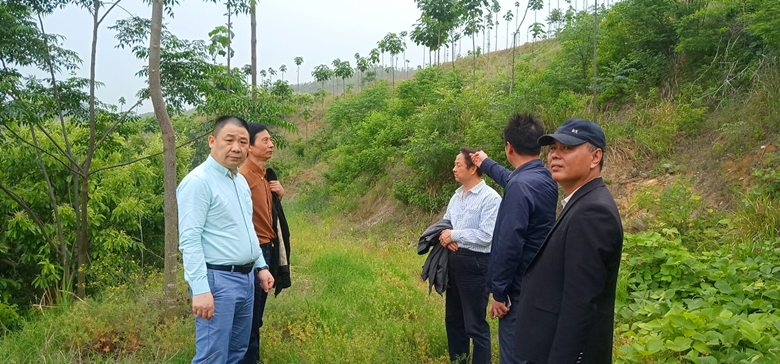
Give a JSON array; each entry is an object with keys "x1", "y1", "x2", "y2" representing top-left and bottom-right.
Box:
[
  {"x1": 242, "y1": 158, "x2": 267, "y2": 178},
  {"x1": 205, "y1": 155, "x2": 236, "y2": 178},
  {"x1": 509, "y1": 158, "x2": 545, "y2": 178},
  {"x1": 456, "y1": 180, "x2": 486, "y2": 196},
  {"x1": 561, "y1": 185, "x2": 583, "y2": 208}
]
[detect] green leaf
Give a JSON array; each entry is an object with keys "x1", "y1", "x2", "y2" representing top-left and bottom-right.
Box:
[
  {"x1": 714, "y1": 279, "x2": 732, "y2": 294},
  {"x1": 665, "y1": 336, "x2": 692, "y2": 351},
  {"x1": 693, "y1": 341, "x2": 711, "y2": 354},
  {"x1": 765, "y1": 290, "x2": 780, "y2": 299},
  {"x1": 738, "y1": 320, "x2": 762, "y2": 344},
  {"x1": 690, "y1": 357, "x2": 718, "y2": 364}
]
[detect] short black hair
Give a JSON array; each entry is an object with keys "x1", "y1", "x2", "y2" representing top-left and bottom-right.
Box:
[
  {"x1": 503, "y1": 113, "x2": 544, "y2": 156},
  {"x1": 212, "y1": 115, "x2": 249, "y2": 136},
  {"x1": 459, "y1": 147, "x2": 482, "y2": 177},
  {"x1": 247, "y1": 122, "x2": 269, "y2": 145}
]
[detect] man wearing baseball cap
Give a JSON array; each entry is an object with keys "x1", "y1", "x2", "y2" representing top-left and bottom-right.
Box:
[{"x1": 513, "y1": 118, "x2": 624, "y2": 364}]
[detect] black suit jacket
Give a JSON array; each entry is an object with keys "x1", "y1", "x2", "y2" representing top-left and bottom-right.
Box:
[{"x1": 515, "y1": 177, "x2": 623, "y2": 364}]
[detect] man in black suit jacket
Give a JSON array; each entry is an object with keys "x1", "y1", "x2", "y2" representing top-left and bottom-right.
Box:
[{"x1": 514, "y1": 118, "x2": 623, "y2": 364}]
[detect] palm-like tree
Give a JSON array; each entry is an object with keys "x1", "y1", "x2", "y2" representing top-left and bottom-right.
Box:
[
  {"x1": 294, "y1": 56, "x2": 303, "y2": 91},
  {"x1": 259, "y1": 69, "x2": 267, "y2": 86},
  {"x1": 492, "y1": 2, "x2": 501, "y2": 52},
  {"x1": 268, "y1": 67, "x2": 276, "y2": 82},
  {"x1": 504, "y1": 10, "x2": 514, "y2": 49},
  {"x1": 279, "y1": 64, "x2": 287, "y2": 81},
  {"x1": 312, "y1": 64, "x2": 333, "y2": 98},
  {"x1": 369, "y1": 48, "x2": 380, "y2": 79},
  {"x1": 399, "y1": 31, "x2": 408, "y2": 76}
]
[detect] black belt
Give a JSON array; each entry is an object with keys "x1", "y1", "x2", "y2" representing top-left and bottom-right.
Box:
[
  {"x1": 451, "y1": 249, "x2": 490, "y2": 257},
  {"x1": 206, "y1": 263, "x2": 254, "y2": 274}
]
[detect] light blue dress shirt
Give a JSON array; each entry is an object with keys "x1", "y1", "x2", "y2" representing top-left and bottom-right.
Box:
[
  {"x1": 177, "y1": 156, "x2": 267, "y2": 295},
  {"x1": 443, "y1": 180, "x2": 502, "y2": 254}
]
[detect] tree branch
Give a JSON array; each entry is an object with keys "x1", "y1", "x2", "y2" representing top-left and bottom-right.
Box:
[
  {"x1": 91, "y1": 130, "x2": 210, "y2": 174},
  {"x1": 97, "y1": 0, "x2": 122, "y2": 26},
  {"x1": 94, "y1": 98, "x2": 144, "y2": 150},
  {"x1": 3, "y1": 127, "x2": 84, "y2": 176},
  {"x1": 0, "y1": 182, "x2": 61, "y2": 257}
]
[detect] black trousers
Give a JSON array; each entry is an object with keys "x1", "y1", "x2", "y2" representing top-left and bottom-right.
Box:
[
  {"x1": 446, "y1": 249, "x2": 491, "y2": 364},
  {"x1": 239, "y1": 243, "x2": 273, "y2": 364}
]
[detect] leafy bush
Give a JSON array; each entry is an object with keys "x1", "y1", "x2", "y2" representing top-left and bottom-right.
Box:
[
  {"x1": 633, "y1": 180, "x2": 727, "y2": 250},
  {"x1": 616, "y1": 231, "x2": 780, "y2": 363}
]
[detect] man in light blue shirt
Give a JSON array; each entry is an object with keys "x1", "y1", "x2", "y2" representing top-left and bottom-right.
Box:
[
  {"x1": 439, "y1": 147, "x2": 501, "y2": 364},
  {"x1": 178, "y1": 115, "x2": 274, "y2": 364}
]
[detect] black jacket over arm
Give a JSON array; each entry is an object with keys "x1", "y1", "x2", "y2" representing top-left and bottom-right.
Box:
[
  {"x1": 515, "y1": 177, "x2": 623, "y2": 364},
  {"x1": 266, "y1": 168, "x2": 291, "y2": 296},
  {"x1": 418, "y1": 219, "x2": 453, "y2": 295}
]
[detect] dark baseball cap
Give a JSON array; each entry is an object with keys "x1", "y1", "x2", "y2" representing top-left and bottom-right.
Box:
[{"x1": 538, "y1": 118, "x2": 606, "y2": 150}]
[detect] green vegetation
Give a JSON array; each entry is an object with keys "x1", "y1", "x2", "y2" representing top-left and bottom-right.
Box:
[
  {"x1": 2, "y1": 0, "x2": 780, "y2": 363},
  {"x1": 0, "y1": 210, "x2": 466, "y2": 363}
]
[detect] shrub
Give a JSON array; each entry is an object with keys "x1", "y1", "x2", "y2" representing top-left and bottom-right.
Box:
[{"x1": 616, "y1": 231, "x2": 780, "y2": 363}]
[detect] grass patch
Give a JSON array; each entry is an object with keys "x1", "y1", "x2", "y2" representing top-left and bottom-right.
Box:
[{"x1": 0, "y1": 204, "x2": 499, "y2": 363}]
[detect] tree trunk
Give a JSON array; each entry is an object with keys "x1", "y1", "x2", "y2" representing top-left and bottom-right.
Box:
[
  {"x1": 593, "y1": 0, "x2": 598, "y2": 122},
  {"x1": 250, "y1": 0, "x2": 257, "y2": 101},
  {"x1": 472, "y1": 34, "x2": 476, "y2": 78},
  {"x1": 37, "y1": 13, "x2": 73, "y2": 295},
  {"x1": 297, "y1": 68, "x2": 300, "y2": 92},
  {"x1": 150, "y1": 0, "x2": 179, "y2": 320},
  {"x1": 227, "y1": 5, "x2": 232, "y2": 92},
  {"x1": 30, "y1": 125, "x2": 69, "y2": 295},
  {"x1": 77, "y1": 0, "x2": 103, "y2": 299},
  {"x1": 510, "y1": 5, "x2": 532, "y2": 95},
  {"x1": 482, "y1": 30, "x2": 485, "y2": 56},
  {"x1": 495, "y1": 13, "x2": 499, "y2": 51}
]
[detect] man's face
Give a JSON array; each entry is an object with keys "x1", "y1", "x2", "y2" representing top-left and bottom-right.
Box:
[
  {"x1": 249, "y1": 130, "x2": 274, "y2": 161},
  {"x1": 452, "y1": 153, "x2": 473, "y2": 184},
  {"x1": 208, "y1": 122, "x2": 250, "y2": 170},
  {"x1": 547, "y1": 140, "x2": 599, "y2": 187}
]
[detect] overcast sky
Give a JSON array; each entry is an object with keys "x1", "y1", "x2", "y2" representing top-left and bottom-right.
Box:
[{"x1": 30, "y1": 0, "x2": 567, "y2": 113}]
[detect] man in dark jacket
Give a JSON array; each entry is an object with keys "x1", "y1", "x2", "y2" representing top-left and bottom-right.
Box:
[
  {"x1": 514, "y1": 118, "x2": 623, "y2": 364},
  {"x1": 470, "y1": 113, "x2": 558, "y2": 364}
]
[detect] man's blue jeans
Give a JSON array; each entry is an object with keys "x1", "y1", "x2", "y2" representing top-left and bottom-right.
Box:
[
  {"x1": 192, "y1": 269, "x2": 255, "y2": 364},
  {"x1": 498, "y1": 288, "x2": 528, "y2": 364}
]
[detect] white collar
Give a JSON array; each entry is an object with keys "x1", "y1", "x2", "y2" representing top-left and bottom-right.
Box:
[{"x1": 561, "y1": 185, "x2": 583, "y2": 208}]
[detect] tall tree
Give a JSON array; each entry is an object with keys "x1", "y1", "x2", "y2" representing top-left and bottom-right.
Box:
[
  {"x1": 312, "y1": 64, "x2": 333, "y2": 97},
  {"x1": 149, "y1": 0, "x2": 178, "y2": 319},
  {"x1": 250, "y1": 0, "x2": 257, "y2": 101},
  {"x1": 399, "y1": 31, "x2": 408, "y2": 77},
  {"x1": 354, "y1": 52, "x2": 368, "y2": 87},
  {"x1": 279, "y1": 64, "x2": 287, "y2": 81},
  {"x1": 382, "y1": 32, "x2": 404, "y2": 86},
  {"x1": 510, "y1": 0, "x2": 538, "y2": 94},
  {"x1": 268, "y1": 67, "x2": 276, "y2": 82},
  {"x1": 334, "y1": 60, "x2": 354, "y2": 93},
  {"x1": 414, "y1": 0, "x2": 460, "y2": 65},
  {"x1": 504, "y1": 10, "x2": 514, "y2": 49},
  {"x1": 294, "y1": 56, "x2": 303, "y2": 91},
  {"x1": 493, "y1": 2, "x2": 500, "y2": 51},
  {"x1": 368, "y1": 48, "x2": 380, "y2": 79},
  {"x1": 206, "y1": 0, "x2": 250, "y2": 92},
  {"x1": 485, "y1": 12, "x2": 493, "y2": 54}
]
